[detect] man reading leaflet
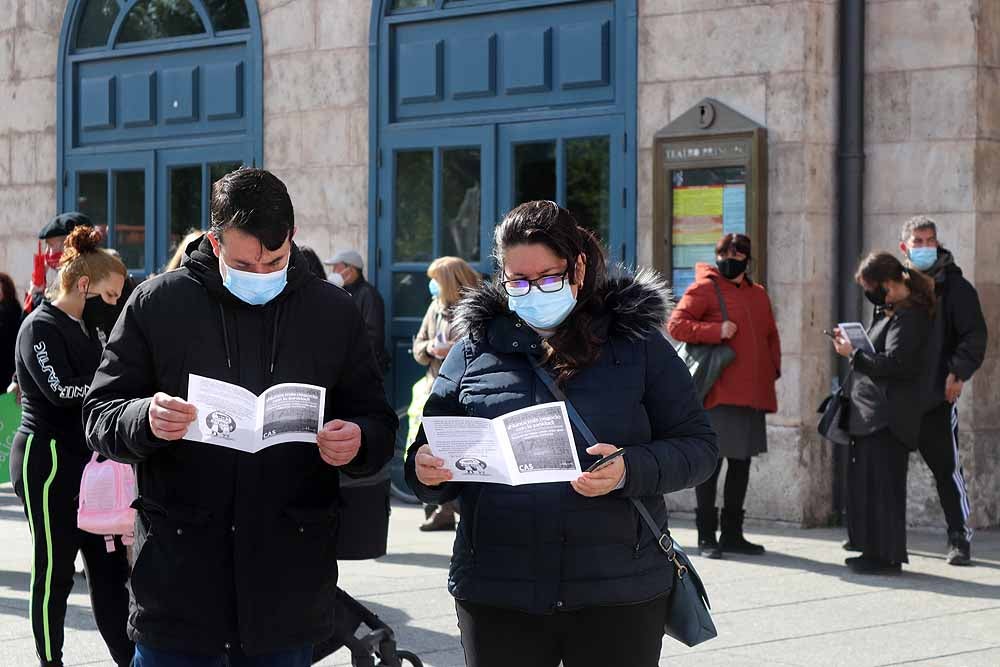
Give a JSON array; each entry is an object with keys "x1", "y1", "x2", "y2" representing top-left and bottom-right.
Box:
[{"x1": 83, "y1": 168, "x2": 397, "y2": 667}]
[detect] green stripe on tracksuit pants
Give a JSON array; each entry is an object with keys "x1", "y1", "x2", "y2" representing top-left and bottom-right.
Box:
[{"x1": 10, "y1": 430, "x2": 133, "y2": 667}]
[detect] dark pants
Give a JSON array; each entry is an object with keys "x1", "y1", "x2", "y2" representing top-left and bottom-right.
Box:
[
  {"x1": 918, "y1": 402, "x2": 972, "y2": 542},
  {"x1": 133, "y1": 644, "x2": 313, "y2": 667},
  {"x1": 695, "y1": 457, "x2": 751, "y2": 511},
  {"x1": 847, "y1": 429, "x2": 909, "y2": 564},
  {"x1": 10, "y1": 431, "x2": 133, "y2": 667},
  {"x1": 455, "y1": 596, "x2": 668, "y2": 667}
]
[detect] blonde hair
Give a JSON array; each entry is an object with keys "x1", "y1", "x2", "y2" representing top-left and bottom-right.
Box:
[
  {"x1": 166, "y1": 230, "x2": 204, "y2": 272},
  {"x1": 427, "y1": 256, "x2": 480, "y2": 307},
  {"x1": 54, "y1": 226, "x2": 126, "y2": 299}
]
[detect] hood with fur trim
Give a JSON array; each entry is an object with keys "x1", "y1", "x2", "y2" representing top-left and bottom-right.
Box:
[{"x1": 453, "y1": 267, "x2": 673, "y2": 343}]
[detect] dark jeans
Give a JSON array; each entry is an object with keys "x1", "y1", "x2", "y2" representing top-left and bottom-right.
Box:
[
  {"x1": 455, "y1": 596, "x2": 668, "y2": 667},
  {"x1": 695, "y1": 457, "x2": 751, "y2": 511},
  {"x1": 133, "y1": 644, "x2": 313, "y2": 667}
]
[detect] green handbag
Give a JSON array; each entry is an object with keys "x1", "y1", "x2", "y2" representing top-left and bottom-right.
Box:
[{"x1": 668, "y1": 278, "x2": 735, "y2": 402}]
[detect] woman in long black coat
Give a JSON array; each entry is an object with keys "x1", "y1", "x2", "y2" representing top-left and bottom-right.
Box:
[
  {"x1": 405, "y1": 201, "x2": 718, "y2": 667},
  {"x1": 833, "y1": 252, "x2": 936, "y2": 574}
]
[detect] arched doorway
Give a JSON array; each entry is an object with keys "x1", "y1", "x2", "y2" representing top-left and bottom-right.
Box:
[
  {"x1": 57, "y1": 0, "x2": 263, "y2": 276},
  {"x1": 370, "y1": 0, "x2": 638, "y2": 407}
]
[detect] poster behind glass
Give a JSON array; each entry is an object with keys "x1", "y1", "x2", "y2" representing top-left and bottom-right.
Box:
[{"x1": 670, "y1": 166, "x2": 747, "y2": 297}]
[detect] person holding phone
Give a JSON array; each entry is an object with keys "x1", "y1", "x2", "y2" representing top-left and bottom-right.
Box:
[
  {"x1": 667, "y1": 233, "x2": 781, "y2": 559},
  {"x1": 405, "y1": 201, "x2": 718, "y2": 667},
  {"x1": 412, "y1": 256, "x2": 482, "y2": 531},
  {"x1": 831, "y1": 252, "x2": 935, "y2": 574}
]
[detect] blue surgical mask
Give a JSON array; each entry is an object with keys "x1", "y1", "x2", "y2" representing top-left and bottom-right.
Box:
[
  {"x1": 508, "y1": 282, "x2": 577, "y2": 330},
  {"x1": 221, "y1": 259, "x2": 288, "y2": 305},
  {"x1": 429, "y1": 279, "x2": 441, "y2": 298},
  {"x1": 909, "y1": 247, "x2": 937, "y2": 271}
]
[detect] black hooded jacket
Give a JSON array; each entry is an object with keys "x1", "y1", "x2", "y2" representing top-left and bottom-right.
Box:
[
  {"x1": 916, "y1": 250, "x2": 988, "y2": 409},
  {"x1": 83, "y1": 236, "x2": 397, "y2": 656},
  {"x1": 404, "y1": 269, "x2": 718, "y2": 614}
]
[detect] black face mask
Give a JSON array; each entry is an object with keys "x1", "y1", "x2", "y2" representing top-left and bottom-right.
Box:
[
  {"x1": 863, "y1": 286, "x2": 888, "y2": 307},
  {"x1": 82, "y1": 294, "x2": 121, "y2": 341},
  {"x1": 717, "y1": 258, "x2": 748, "y2": 280}
]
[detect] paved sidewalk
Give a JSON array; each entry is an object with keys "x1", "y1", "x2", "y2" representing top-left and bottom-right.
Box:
[{"x1": 1, "y1": 483, "x2": 998, "y2": 666}]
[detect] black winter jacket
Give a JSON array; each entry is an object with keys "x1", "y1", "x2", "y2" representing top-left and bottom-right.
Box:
[
  {"x1": 344, "y1": 278, "x2": 390, "y2": 371},
  {"x1": 404, "y1": 270, "x2": 718, "y2": 614},
  {"x1": 83, "y1": 237, "x2": 397, "y2": 656},
  {"x1": 848, "y1": 304, "x2": 932, "y2": 450},
  {"x1": 917, "y1": 251, "x2": 988, "y2": 409}
]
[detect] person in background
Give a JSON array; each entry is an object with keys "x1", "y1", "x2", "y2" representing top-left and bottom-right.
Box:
[
  {"x1": 24, "y1": 213, "x2": 88, "y2": 314},
  {"x1": 412, "y1": 256, "x2": 481, "y2": 532},
  {"x1": 667, "y1": 233, "x2": 780, "y2": 559},
  {"x1": 83, "y1": 168, "x2": 397, "y2": 667},
  {"x1": 165, "y1": 230, "x2": 204, "y2": 273},
  {"x1": 9, "y1": 226, "x2": 132, "y2": 667},
  {"x1": 298, "y1": 247, "x2": 328, "y2": 282},
  {"x1": 896, "y1": 216, "x2": 987, "y2": 566},
  {"x1": 325, "y1": 250, "x2": 390, "y2": 372},
  {"x1": 1, "y1": 272, "x2": 22, "y2": 391},
  {"x1": 407, "y1": 201, "x2": 717, "y2": 667},
  {"x1": 833, "y1": 252, "x2": 935, "y2": 575}
]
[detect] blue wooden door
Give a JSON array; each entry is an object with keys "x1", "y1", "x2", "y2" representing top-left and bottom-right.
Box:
[
  {"x1": 378, "y1": 126, "x2": 495, "y2": 413},
  {"x1": 497, "y1": 116, "x2": 629, "y2": 263}
]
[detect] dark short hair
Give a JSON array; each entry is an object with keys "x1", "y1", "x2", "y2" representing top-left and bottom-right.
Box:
[
  {"x1": 210, "y1": 168, "x2": 294, "y2": 251},
  {"x1": 297, "y1": 246, "x2": 327, "y2": 281},
  {"x1": 900, "y1": 215, "x2": 937, "y2": 242},
  {"x1": 716, "y1": 233, "x2": 752, "y2": 259}
]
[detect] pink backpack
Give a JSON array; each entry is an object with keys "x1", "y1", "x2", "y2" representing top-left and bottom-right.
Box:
[{"x1": 77, "y1": 453, "x2": 137, "y2": 552}]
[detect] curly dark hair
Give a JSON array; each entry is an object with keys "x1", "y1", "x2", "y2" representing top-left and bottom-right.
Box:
[{"x1": 494, "y1": 201, "x2": 608, "y2": 385}]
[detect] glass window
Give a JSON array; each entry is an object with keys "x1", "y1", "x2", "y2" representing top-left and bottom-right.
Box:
[
  {"x1": 392, "y1": 272, "x2": 431, "y2": 319},
  {"x1": 210, "y1": 161, "x2": 243, "y2": 189},
  {"x1": 169, "y1": 166, "x2": 201, "y2": 253},
  {"x1": 514, "y1": 142, "x2": 556, "y2": 207},
  {"x1": 76, "y1": 0, "x2": 120, "y2": 50},
  {"x1": 393, "y1": 0, "x2": 434, "y2": 9},
  {"x1": 566, "y1": 137, "x2": 610, "y2": 244},
  {"x1": 205, "y1": 0, "x2": 250, "y2": 31},
  {"x1": 77, "y1": 173, "x2": 109, "y2": 244},
  {"x1": 441, "y1": 148, "x2": 480, "y2": 262},
  {"x1": 114, "y1": 171, "x2": 146, "y2": 270},
  {"x1": 394, "y1": 151, "x2": 433, "y2": 263},
  {"x1": 118, "y1": 0, "x2": 207, "y2": 44}
]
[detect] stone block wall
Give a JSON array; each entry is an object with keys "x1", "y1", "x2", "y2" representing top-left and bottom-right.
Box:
[
  {"x1": 260, "y1": 0, "x2": 371, "y2": 267},
  {"x1": 637, "y1": 0, "x2": 839, "y2": 526},
  {"x1": 0, "y1": 0, "x2": 62, "y2": 296},
  {"x1": 864, "y1": 0, "x2": 999, "y2": 530}
]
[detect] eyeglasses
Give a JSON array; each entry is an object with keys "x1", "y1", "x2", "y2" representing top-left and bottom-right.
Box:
[{"x1": 501, "y1": 273, "x2": 567, "y2": 298}]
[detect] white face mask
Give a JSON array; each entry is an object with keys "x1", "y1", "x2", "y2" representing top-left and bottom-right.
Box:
[{"x1": 328, "y1": 272, "x2": 345, "y2": 288}]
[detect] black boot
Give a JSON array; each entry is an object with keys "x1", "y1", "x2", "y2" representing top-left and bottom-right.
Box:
[
  {"x1": 719, "y1": 508, "x2": 765, "y2": 555},
  {"x1": 946, "y1": 532, "x2": 972, "y2": 566},
  {"x1": 696, "y1": 507, "x2": 722, "y2": 559}
]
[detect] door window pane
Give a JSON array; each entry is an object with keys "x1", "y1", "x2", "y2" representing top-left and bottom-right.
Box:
[
  {"x1": 393, "y1": 272, "x2": 431, "y2": 319},
  {"x1": 76, "y1": 0, "x2": 120, "y2": 50},
  {"x1": 566, "y1": 137, "x2": 610, "y2": 244},
  {"x1": 441, "y1": 148, "x2": 480, "y2": 261},
  {"x1": 77, "y1": 172, "x2": 109, "y2": 244},
  {"x1": 393, "y1": 0, "x2": 433, "y2": 9},
  {"x1": 118, "y1": 0, "x2": 206, "y2": 44},
  {"x1": 205, "y1": 0, "x2": 250, "y2": 31},
  {"x1": 169, "y1": 166, "x2": 202, "y2": 254},
  {"x1": 514, "y1": 142, "x2": 556, "y2": 207},
  {"x1": 115, "y1": 171, "x2": 146, "y2": 270},
  {"x1": 394, "y1": 151, "x2": 433, "y2": 263},
  {"x1": 210, "y1": 162, "x2": 243, "y2": 189}
]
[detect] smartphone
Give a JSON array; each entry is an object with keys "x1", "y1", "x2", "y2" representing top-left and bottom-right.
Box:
[
  {"x1": 586, "y1": 448, "x2": 625, "y2": 473},
  {"x1": 822, "y1": 329, "x2": 837, "y2": 339}
]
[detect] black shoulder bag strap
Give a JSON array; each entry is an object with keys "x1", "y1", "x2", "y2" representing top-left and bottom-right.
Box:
[
  {"x1": 708, "y1": 277, "x2": 729, "y2": 323},
  {"x1": 527, "y1": 356, "x2": 685, "y2": 568}
]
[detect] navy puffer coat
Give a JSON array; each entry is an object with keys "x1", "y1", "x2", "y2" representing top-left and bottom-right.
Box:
[{"x1": 404, "y1": 269, "x2": 718, "y2": 614}]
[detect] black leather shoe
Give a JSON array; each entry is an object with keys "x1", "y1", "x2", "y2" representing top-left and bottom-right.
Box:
[
  {"x1": 719, "y1": 508, "x2": 765, "y2": 555},
  {"x1": 845, "y1": 556, "x2": 901, "y2": 575},
  {"x1": 842, "y1": 540, "x2": 862, "y2": 552},
  {"x1": 698, "y1": 538, "x2": 723, "y2": 559}
]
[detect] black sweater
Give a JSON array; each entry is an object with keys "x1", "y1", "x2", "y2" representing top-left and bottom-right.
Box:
[{"x1": 15, "y1": 301, "x2": 102, "y2": 449}]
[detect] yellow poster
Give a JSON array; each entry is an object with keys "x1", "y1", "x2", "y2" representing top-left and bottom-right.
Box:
[{"x1": 673, "y1": 186, "x2": 725, "y2": 245}]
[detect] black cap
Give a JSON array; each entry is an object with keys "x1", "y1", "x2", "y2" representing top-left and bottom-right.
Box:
[{"x1": 39, "y1": 212, "x2": 91, "y2": 240}]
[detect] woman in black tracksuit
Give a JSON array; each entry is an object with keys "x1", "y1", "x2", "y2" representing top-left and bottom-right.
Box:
[
  {"x1": 406, "y1": 201, "x2": 718, "y2": 667},
  {"x1": 9, "y1": 226, "x2": 133, "y2": 667}
]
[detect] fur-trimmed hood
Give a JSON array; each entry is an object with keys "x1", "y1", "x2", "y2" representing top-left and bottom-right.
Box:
[{"x1": 453, "y1": 266, "x2": 673, "y2": 343}]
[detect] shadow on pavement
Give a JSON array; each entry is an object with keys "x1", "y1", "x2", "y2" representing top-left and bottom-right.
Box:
[{"x1": 375, "y1": 552, "x2": 453, "y2": 569}]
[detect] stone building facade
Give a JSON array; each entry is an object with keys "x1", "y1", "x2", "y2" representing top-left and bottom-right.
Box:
[{"x1": 0, "y1": 0, "x2": 995, "y2": 530}]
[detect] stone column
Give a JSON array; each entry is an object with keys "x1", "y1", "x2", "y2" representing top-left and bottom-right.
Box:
[{"x1": 637, "y1": 1, "x2": 839, "y2": 526}]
